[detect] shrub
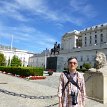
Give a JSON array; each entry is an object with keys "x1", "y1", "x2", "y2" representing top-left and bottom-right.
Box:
[
  {"x1": 77, "y1": 68, "x2": 88, "y2": 72},
  {"x1": 0, "y1": 53, "x2": 6, "y2": 66},
  {"x1": 11, "y1": 55, "x2": 22, "y2": 67},
  {"x1": 0, "y1": 66, "x2": 44, "y2": 76},
  {"x1": 48, "y1": 69, "x2": 53, "y2": 76},
  {"x1": 82, "y1": 63, "x2": 92, "y2": 69},
  {"x1": 64, "y1": 67, "x2": 68, "y2": 71}
]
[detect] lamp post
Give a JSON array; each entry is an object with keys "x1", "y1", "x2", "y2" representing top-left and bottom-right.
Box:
[{"x1": 44, "y1": 48, "x2": 47, "y2": 70}]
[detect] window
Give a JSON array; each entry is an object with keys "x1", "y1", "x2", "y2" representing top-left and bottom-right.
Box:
[
  {"x1": 95, "y1": 35, "x2": 97, "y2": 44},
  {"x1": 92, "y1": 56, "x2": 95, "y2": 61},
  {"x1": 85, "y1": 37, "x2": 87, "y2": 46},
  {"x1": 90, "y1": 36, "x2": 92, "y2": 44},
  {"x1": 81, "y1": 56, "x2": 83, "y2": 61},
  {"x1": 100, "y1": 34, "x2": 103, "y2": 43},
  {"x1": 100, "y1": 29, "x2": 103, "y2": 32},
  {"x1": 87, "y1": 56, "x2": 89, "y2": 61}
]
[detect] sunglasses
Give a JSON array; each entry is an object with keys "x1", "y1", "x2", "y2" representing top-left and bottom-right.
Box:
[{"x1": 69, "y1": 62, "x2": 77, "y2": 65}]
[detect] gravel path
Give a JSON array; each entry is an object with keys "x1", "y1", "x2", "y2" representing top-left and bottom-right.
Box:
[{"x1": 0, "y1": 72, "x2": 107, "y2": 107}]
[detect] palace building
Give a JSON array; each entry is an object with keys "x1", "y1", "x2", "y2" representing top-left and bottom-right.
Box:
[
  {"x1": 28, "y1": 23, "x2": 107, "y2": 71},
  {"x1": 0, "y1": 45, "x2": 34, "y2": 66}
]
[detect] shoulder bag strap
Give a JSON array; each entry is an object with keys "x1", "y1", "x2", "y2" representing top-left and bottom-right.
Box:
[{"x1": 62, "y1": 71, "x2": 80, "y2": 95}]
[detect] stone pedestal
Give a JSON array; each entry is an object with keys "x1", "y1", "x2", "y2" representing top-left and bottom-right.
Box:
[
  {"x1": 46, "y1": 56, "x2": 64, "y2": 72},
  {"x1": 84, "y1": 72, "x2": 107, "y2": 104}
]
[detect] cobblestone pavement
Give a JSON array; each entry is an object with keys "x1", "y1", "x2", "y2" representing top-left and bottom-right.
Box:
[{"x1": 0, "y1": 72, "x2": 107, "y2": 107}]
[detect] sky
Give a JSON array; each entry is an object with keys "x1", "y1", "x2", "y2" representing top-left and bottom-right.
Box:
[{"x1": 0, "y1": 0, "x2": 107, "y2": 53}]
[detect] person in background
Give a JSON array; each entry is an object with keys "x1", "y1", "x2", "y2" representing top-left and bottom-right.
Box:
[{"x1": 58, "y1": 57, "x2": 86, "y2": 107}]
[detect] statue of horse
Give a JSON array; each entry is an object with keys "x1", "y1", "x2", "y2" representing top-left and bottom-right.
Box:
[
  {"x1": 51, "y1": 44, "x2": 60, "y2": 55},
  {"x1": 51, "y1": 48, "x2": 55, "y2": 55}
]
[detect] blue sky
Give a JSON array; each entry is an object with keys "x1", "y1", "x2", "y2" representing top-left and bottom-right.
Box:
[{"x1": 0, "y1": 0, "x2": 107, "y2": 53}]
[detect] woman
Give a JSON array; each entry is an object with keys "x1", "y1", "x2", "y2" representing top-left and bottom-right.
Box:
[{"x1": 58, "y1": 57, "x2": 86, "y2": 107}]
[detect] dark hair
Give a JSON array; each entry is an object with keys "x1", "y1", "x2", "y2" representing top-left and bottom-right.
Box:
[{"x1": 68, "y1": 57, "x2": 77, "y2": 63}]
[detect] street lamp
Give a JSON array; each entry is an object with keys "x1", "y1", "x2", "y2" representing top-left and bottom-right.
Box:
[{"x1": 44, "y1": 48, "x2": 47, "y2": 70}]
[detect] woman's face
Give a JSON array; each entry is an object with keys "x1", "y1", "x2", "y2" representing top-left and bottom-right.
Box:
[{"x1": 68, "y1": 58, "x2": 78, "y2": 71}]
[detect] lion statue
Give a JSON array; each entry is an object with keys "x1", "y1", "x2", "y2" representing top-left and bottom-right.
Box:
[
  {"x1": 95, "y1": 52, "x2": 107, "y2": 69},
  {"x1": 89, "y1": 52, "x2": 107, "y2": 73}
]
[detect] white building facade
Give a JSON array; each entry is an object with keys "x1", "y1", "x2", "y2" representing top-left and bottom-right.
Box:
[
  {"x1": 60, "y1": 23, "x2": 107, "y2": 68},
  {"x1": 29, "y1": 23, "x2": 107, "y2": 70},
  {"x1": 28, "y1": 49, "x2": 50, "y2": 68},
  {"x1": 0, "y1": 46, "x2": 34, "y2": 66}
]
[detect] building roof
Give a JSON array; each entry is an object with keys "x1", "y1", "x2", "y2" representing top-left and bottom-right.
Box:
[{"x1": 0, "y1": 44, "x2": 34, "y2": 54}]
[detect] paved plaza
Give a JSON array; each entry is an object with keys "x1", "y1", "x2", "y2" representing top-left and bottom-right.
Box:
[{"x1": 0, "y1": 72, "x2": 107, "y2": 107}]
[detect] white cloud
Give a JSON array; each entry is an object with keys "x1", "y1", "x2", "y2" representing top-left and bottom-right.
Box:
[
  {"x1": 0, "y1": 24, "x2": 56, "y2": 52},
  {"x1": 15, "y1": 0, "x2": 93, "y2": 25},
  {"x1": 16, "y1": 0, "x2": 59, "y2": 21},
  {"x1": 70, "y1": 0, "x2": 97, "y2": 18},
  {"x1": 0, "y1": 0, "x2": 98, "y2": 27},
  {"x1": 0, "y1": 0, "x2": 86, "y2": 25},
  {"x1": 0, "y1": 1, "x2": 27, "y2": 21}
]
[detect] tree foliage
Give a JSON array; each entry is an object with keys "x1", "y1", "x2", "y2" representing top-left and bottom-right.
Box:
[
  {"x1": 11, "y1": 55, "x2": 22, "y2": 67},
  {"x1": 0, "y1": 53, "x2": 6, "y2": 66},
  {"x1": 8, "y1": 58, "x2": 11, "y2": 66},
  {"x1": 83, "y1": 63, "x2": 92, "y2": 69}
]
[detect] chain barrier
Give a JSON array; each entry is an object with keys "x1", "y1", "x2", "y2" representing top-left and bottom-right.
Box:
[
  {"x1": 0, "y1": 73, "x2": 94, "y2": 107},
  {"x1": 0, "y1": 88, "x2": 58, "y2": 107},
  {"x1": 0, "y1": 88, "x2": 57, "y2": 99}
]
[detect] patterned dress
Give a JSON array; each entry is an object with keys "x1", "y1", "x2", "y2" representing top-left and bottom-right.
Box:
[{"x1": 58, "y1": 71, "x2": 86, "y2": 107}]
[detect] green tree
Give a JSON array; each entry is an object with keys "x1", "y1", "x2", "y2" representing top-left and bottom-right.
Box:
[
  {"x1": 11, "y1": 55, "x2": 22, "y2": 67},
  {"x1": 8, "y1": 58, "x2": 11, "y2": 66},
  {"x1": 0, "y1": 53, "x2": 6, "y2": 66},
  {"x1": 83, "y1": 63, "x2": 92, "y2": 69}
]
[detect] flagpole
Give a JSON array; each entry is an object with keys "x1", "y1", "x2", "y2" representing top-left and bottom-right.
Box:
[
  {"x1": 11, "y1": 35, "x2": 13, "y2": 51},
  {"x1": 9, "y1": 35, "x2": 13, "y2": 66}
]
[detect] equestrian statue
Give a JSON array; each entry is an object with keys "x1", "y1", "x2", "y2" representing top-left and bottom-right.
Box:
[{"x1": 51, "y1": 42, "x2": 60, "y2": 55}]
